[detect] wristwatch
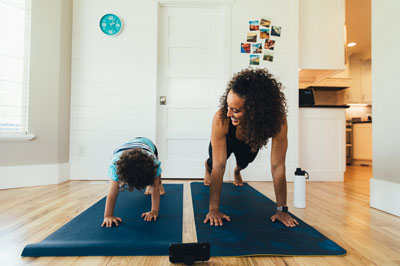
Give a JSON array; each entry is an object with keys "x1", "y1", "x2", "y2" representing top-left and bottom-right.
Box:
[{"x1": 276, "y1": 206, "x2": 288, "y2": 212}]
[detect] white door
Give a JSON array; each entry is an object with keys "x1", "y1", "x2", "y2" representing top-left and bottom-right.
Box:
[{"x1": 157, "y1": 6, "x2": 226, "y2": 178}]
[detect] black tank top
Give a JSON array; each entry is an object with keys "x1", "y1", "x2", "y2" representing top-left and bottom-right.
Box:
[{"x1": 226, "y1": 119, "x2": 254, "y2": 153}]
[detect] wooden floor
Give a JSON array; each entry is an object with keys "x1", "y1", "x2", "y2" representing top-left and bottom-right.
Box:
[{"x1": 1, "y1": 166, "x2": 400, "y2": 265}]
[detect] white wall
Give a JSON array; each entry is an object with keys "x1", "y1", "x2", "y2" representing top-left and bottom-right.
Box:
[
  {"x1": 370, "y1": 0, "x2": 400, "y2": 216},
  {"x1": 69, "y1": 0, "x2": 299, "y2": 180},
  {"x1": 230, "y1": 0, "x2": 299, "y2": 181},
  {"x1": 70, "y1": 0, "x2": 157, "y2": 179}
]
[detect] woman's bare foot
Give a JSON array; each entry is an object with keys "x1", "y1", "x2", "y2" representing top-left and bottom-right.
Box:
[
  {"x1": 204, "y1": 160, "x2": 211, "y2": 186},
  {"x1": 233, "y1": 167, "x2": 244, "y2": 186},
  {"x1": 144, "y1": 185, "x2": 152, "y2": 195}
]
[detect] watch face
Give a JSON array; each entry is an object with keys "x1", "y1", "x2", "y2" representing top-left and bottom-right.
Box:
[{"x1": 100, "y1": 14, "x2": 122, "y2": 36}]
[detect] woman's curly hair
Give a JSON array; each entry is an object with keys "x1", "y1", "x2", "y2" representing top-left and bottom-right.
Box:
[
  {"x1": 220, "y1": 68, "x2": 287, "y2": 152},
  {"x1": 116, "y1": 149, "x2": 157, "y2": 191}
]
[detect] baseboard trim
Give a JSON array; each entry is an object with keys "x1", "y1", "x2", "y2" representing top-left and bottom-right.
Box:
[
  {"x1": 0, "y1": 163, "x2": 70, "y2": 190},
  {"x1": 370, "y1": 178, "x2": 400, "y2": 217}
]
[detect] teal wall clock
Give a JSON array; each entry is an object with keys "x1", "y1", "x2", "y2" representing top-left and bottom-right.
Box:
[{"x1": 100, "y1": 14, "x2": 122, "y2": 36}]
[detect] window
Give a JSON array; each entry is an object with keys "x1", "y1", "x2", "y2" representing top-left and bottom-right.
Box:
[{"x1": 0, "y1": 0, "x2": 31, "y2": 136}]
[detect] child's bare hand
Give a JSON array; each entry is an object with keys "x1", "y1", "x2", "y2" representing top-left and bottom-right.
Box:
[
  {"x1": 101, "y1": 216, "x2": 122, "y2": 227},
  {"x1": 141, "y1": 210, "x2": 159, "y2": 222}
]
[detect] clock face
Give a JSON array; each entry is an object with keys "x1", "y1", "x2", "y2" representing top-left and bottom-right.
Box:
[{"x1": 100, "y1": 14, "x2": 122, "y2": 36}]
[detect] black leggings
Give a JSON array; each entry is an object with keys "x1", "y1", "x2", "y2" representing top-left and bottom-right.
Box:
[{"x1": 206, "y1": 138, "x2": 259, "y2": 170}]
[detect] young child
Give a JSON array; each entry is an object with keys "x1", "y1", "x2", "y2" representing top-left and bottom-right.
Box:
[{"x1": 101, "y1": 137, "x2": 165, "y2": 227}]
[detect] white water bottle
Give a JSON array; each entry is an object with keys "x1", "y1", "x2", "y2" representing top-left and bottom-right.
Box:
[{"x1": 293, "y1": 168, "x2": 309, "y2": 208}]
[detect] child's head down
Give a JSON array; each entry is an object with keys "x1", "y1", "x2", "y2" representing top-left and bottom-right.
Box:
[{"x1": 116, "y1": 149, "x2": 158, "y2": 191}]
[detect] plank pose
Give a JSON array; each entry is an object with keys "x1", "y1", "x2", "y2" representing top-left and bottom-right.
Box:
[
  {"x1": 102, "y1": 137, "x2": 164, "y2": 227},
  {"x1": 203, "y1": 68, "x2": 299, "y2": 227}
]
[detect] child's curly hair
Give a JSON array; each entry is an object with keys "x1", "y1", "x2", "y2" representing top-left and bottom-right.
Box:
[
  {"x1": 219, "y1": 68, "x2": 287, "y2": 152},
  {"x1": 116, "y1": 149, "x2": 157, "y2": 191}
]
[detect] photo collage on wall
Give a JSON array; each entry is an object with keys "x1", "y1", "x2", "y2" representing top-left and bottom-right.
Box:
[{"x1": 241, "y1": 17, "x2": 282, "y2": 65}]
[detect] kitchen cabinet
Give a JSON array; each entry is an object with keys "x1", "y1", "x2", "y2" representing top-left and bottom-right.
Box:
[
  {"x1": 314, "y1": 78, "x2": 352, "y2": 88},
  {"x1": 299, "y1": 77, "x2": 352, "y2": 89},
  {"x1": 299, "y1": 107, "x2": 346, "y2": 181},
  {"x1": 353, "y1": 122, "x2": 372, "y2": 161},
  {"x1": 345, "y1": 59, "x2": 371, "y2": 104},
  {"x1": 360, "y1": 61, "x2": 372, "y2": 103},
  {"x1": 299, "y1": 0, "x2": 345, "y2": 83}
]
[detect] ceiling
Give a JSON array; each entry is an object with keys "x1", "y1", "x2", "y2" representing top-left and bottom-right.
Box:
[{"x1": 345, "y1": 0, "x2": 371, "y2": 60}]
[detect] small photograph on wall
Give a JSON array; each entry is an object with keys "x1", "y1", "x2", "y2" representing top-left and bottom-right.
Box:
[
  {"x1": 252, "y1": 43, "x2": 263, "y2": 54},
  {"x1": 264, "y1": 39, "x2": 275, "y2": 50},
  {"x1": 260, "y1": 17, "x2": 271, "y2": 27},
  {"x1": 271, "y1": 26, "x2": 282, "y2": 37},
  {"x1": 250, "y1": 55, "x2": 260, "y2": 65},
  {"x1": 249, "y1": 20, "x2": 259, "y2": 31},
  {"x1": 259, "y1": 28, "x2": 270, "y2": 39},
  {"x1": 263, "y1": 51, "x2": 274, "y2": 62},
  {"x1": 241, "y1": 43, "x2": 251, "y2": 53},
  {"x1": 247, "y1": 32, "x2": 257, "y2": 42}
]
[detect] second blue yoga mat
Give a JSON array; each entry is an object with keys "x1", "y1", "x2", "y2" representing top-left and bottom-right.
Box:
[
  {"x1": 191, "y1": 182, "x2": 346, "y2": 257},
  {"x1": 22, "y1": 184, "x2": 183, "y2": 257}
]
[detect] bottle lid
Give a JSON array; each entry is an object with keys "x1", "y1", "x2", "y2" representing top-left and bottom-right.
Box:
[
  {"x1": 295, "y1": 168, "x2": 310, "y2": 179},
  {"x1": 295, "y1": 168, "x2": 304, "y2": 175}
]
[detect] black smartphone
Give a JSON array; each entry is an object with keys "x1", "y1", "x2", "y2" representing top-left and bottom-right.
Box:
[{"x1": 169, "y1": 242, "x2": 210, "y2": 265}]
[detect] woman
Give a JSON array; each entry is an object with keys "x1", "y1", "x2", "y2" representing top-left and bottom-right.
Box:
[{"x1": 203, "y1": 68, "x2": 298, "y2": 227}]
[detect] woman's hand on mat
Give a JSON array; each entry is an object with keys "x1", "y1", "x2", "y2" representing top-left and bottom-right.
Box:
[
  {"x1": 270, "y1": 212, "x2": 299, "y2": 227},
  {"x1": 101, "y1": 216, "x2": 122, "y2": 227},
  {"x1": 204, "y1": 210, "x2": 231, "y2": 226},
  {"x1": 142, "y1": 210, "x2": 159, "y2": 222}
]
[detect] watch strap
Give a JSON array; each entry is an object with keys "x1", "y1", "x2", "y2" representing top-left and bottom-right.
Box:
[{"x1": 276, "y1": 206, "x2": 288, "y2": 212}]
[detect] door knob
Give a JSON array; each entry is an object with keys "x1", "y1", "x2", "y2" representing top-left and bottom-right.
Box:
[{"x1": 160, "y1": 96, "x2": 167, "y2": 105}]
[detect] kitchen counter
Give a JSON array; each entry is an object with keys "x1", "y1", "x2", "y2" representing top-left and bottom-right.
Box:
[
  {"x1": 299, "y1": 107, "x2": 346, "y2": 181},
  {"x1": 352, "y1": 120, "x2": 372, "y2": 124},
  {"x1": 300, "y1": 104, "x2": 349, "y2": 108}
]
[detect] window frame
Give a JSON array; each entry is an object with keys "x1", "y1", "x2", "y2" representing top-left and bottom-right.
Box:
[{"x1": 0, "y1": 0, "x2": 35, "y2": 141}]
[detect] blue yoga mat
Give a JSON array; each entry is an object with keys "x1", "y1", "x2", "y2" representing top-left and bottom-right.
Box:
[
  {"x1": 191, "y1": 182, "x2": 346, "y2": 257},
  {"x1": 22, "y1": 184, "x2": 183, "y2": 257}
]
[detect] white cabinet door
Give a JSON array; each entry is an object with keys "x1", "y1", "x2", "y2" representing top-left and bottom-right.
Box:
[
  {"x1": 353, "y1": 123, "x2": 372, "y2": 160},
  {"x1": 345, "y1": 59, "x2": 371, "y2": 104},
  {"x1": 299, "y1": 0, "x2": 345, "y2": 70},
  {"x1": 360, "y1": 60, "x2": 372, "y2": 104},
  {"x1": 156, "y1": 6, "x2": 226, "y2": 179}
]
